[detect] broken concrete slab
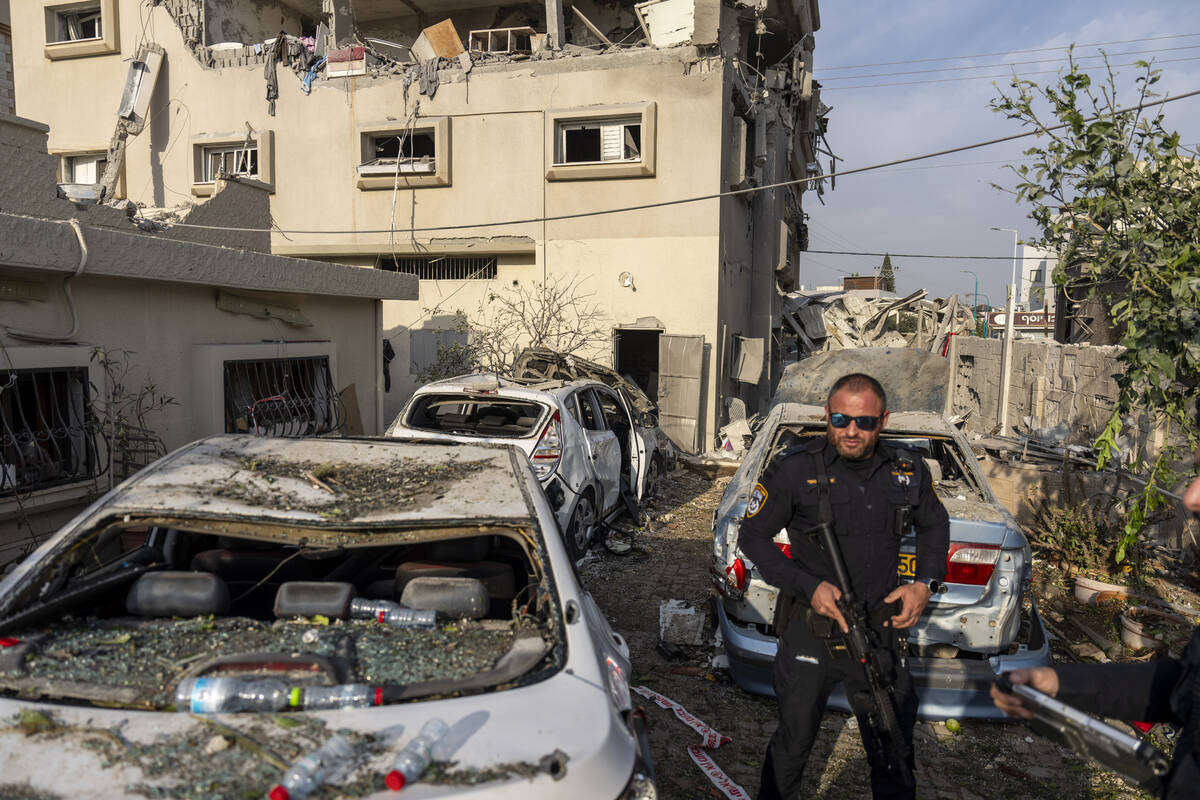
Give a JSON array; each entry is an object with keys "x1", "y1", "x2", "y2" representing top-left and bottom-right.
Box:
[{"x1": 659, "y1": 599, "x2": 707, "y2": 646}]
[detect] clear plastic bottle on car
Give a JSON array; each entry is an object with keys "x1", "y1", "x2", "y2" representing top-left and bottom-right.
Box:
[
  {"x1": 268, "y1": 733, "x2": 354, "y2": 800},
  {"x1": 384, "y1": 718, "x2": 450, "y2": 790},
  {"x1": 300, "y1": 684, "x2": 383, "y2": 710},
  {"x1": 349, "y1": 597, "x2": 436, "y2": 629},
  {"x1": 174, "y1": 676, "x2": 290, "y2": 713}
]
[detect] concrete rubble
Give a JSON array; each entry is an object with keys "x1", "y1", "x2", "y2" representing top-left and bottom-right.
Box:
[
  {"x1": 658, "y1": 599, "x2": 707, "y2": 646},
  {"x1": 782, "y1": 289, "x2": 974, "y2": 359}
]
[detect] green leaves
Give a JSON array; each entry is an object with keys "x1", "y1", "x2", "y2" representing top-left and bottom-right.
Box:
[{"x1": 994, "y1": 52, "x2": 1200, "y2": 574}]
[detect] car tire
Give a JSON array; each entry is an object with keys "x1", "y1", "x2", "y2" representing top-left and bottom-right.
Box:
[{"x1": 565, "y1": 489, "x2": 597, "y2": 562}]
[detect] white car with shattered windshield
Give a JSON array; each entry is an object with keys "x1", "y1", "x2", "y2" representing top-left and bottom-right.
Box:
[
  {"x1": 0, "y1": 436, "x2": 654, "y2": 799},
  {"x1": 388, "y1": 368, "x2": 664, "y2": 561},
  {"x1": 712, "y1": 348, "x2": 1051, "y2": 719}
]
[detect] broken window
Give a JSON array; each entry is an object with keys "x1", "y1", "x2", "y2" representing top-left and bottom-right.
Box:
[
  {"x1": 61, "y1": 153, "x2": 107, "y2": 184},
  {"x1": 405, "y1": 396, "x2": 547, "y2": 438},
  {"x1": 50, "y1": 4, "x2": 102, "y2": 43},
  {"x1": 359, "y1": 130, "x2": 437, "y2": 176},
  {"x1": 377, "y1": 255, "x2": 498, "y2": 281},
  {"x1": 200, "y1": 144, "x2": 258, "y2": 183},
  {"x1": 223, "y1": 356, "x2": 343, "y2": 437},
  {"x1": 555, "y1": 117, "x2": 641, "y2": 165},
  {"x1": 0, "y1": 367, "x2": 98, "y2": 496}
]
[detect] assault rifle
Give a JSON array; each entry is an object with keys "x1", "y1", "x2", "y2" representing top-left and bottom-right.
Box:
[
  {"x1": 993, "y1": 673, "x2": 1169, "y2": 792},
  {"x1": 811, "y1": 521, "x2": 914, "y2": 789}
]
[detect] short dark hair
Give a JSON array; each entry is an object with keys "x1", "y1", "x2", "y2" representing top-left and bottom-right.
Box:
[{"x1": 826, "y1": 373, "x2": 887, "y2": 410}]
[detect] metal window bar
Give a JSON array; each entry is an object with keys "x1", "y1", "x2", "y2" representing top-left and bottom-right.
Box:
[
  {"x1": 223, "y1": 356, "x2": 346, "y2": 437},
  {"x1": 0, "y1": 368, "x2": 101, "y2": 496},
  {"x1": 377, "y1": 255, "x2": 498, "y2": 280}
]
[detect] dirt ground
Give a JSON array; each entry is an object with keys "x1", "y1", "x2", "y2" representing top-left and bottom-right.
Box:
[{"x1": 580, "y1": 470, "x2": 1159, "y2": 800}]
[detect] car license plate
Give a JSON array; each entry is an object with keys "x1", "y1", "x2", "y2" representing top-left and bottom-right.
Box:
[{"x1": 896, "y1": 553, "x2": 916, "y2": 578}]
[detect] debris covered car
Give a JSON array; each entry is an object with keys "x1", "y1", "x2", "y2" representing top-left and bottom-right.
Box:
[
  {"x1": 387, "y1": 362, "x2": 667, "y2": 560},
  {"x1": 711, "y1": 349, "x2": 1051, "y2": 719},
  {"x1": 0, "y1": 436, "x2": 655, "y2": 799}
]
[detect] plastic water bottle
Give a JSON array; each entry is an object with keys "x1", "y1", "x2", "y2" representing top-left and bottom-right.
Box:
[
  {"x1": 349, "y1": 597, "x2": 436, "y2": 629},
  {"x1": 268, "y1": 734, "x2": 354, "y2": 800},
  {"x1": 301, "y1": 684, "x2": 382, "y2": 710},
  {"x1": 175, "y1": 677, "x2": 289, "y2": 713},
  {"x1": 384, "y1": 718, "x2": 449, "y2": 791}
]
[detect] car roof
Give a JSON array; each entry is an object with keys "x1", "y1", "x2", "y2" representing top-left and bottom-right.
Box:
[
  {"x1": 413, "y1": 373, "x2": 599, "y2": 401},
  {"x1": 775, "y1": 347, "x2": 950, "y2": 415},
  {"x1": 97, "y1": 435, "x2": 536, "y2": 529}
]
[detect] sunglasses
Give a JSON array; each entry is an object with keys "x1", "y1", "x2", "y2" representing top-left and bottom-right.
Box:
[{"x1": 829, "y1": 413, "x2": 882, "y2": 431}]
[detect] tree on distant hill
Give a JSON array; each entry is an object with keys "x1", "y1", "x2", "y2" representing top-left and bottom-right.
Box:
[
  {"x1": 879, "y1": 253, "x2": 896, "y2": 292},
  {"x1": 993, "y1": 51, "x2": 1200, "y2": 564}
]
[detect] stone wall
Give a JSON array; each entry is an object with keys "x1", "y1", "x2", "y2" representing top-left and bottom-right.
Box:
[{"x1": 952, "y1": 335, "x2": 1127, "y2": 447}]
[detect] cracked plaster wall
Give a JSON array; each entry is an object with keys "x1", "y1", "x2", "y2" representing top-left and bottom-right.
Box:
[{"x1": 204, "y1": 0, "x2": 309, "y2": 45}]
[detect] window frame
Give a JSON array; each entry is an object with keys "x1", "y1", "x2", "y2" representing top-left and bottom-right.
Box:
[
  {"x1": 53, "y1": 149, "x2": 125, "y2": 197},
  {"x1": 43, "y1": 0, "x2": 119, "y2": 60},
  {"x1": 0, "y1": 345, "x2": 104, "y2": 517},
  {"x1": 190, "y1": 131, "x2": 275, "y2": 197},
  {"x1": 545, "y1": 102, "x2": 656, "y2": 181},
  {"x1": 357, "y1": 118, "x2": 451, "y2": 190}
]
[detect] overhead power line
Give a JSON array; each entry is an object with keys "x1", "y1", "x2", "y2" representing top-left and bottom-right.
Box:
[
  {"x1": 819, "y1": 43, "x2": 1200, "y2": 81},
  {"x1": 821, "y1": 55, "x2": 1200, "y2": 91},
  {"x1": 822, "y1": 31, "x2": 1200, "y2": 70},
  {"x1": 148, "y1": 88, "x2": 1200, "y2": 237},
  {"x1": 805, "y1": 249, "x2": 1058, "y2": 261}
]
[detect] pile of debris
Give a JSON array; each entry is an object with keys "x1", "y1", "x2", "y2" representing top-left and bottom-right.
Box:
[{"x1": 781, "y1": 289, "x2": 974, "y2": 359}]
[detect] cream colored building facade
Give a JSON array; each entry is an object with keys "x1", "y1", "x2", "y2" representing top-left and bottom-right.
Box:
[{"x1": 11, "y1": 0, "x2": 825, "y2": 453}]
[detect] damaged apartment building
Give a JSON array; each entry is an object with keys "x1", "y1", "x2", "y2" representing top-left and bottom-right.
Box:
[{"x1": 9, "y1": 0, "x2": 828, "y2": 453}]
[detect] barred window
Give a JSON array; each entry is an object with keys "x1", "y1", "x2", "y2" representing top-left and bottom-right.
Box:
[
  {"x1": 223, "y1": 356, "x2": 345, "y2": 437},
  {"x1": 377, "y1": 255, "x2": 498, "y2": 281},
  {"x1": 1, "y1": 367, "x2": 99, "y2": 496}
]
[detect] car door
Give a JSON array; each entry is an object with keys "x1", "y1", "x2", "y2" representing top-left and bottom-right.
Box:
[
  {"x1": 576, "y1": 389, "x2": 621, "y2": 513},
  {"x1": 595, "y1": 386, "x2": 647, "y2": 500}
]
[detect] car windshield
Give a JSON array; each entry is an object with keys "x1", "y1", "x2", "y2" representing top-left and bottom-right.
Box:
[
  {"x1": 0, "y1": 521, "x2": 560, "y2": 711},
  {"x1": 405, "y1": 395, "x2": 547, "y2": 438}
]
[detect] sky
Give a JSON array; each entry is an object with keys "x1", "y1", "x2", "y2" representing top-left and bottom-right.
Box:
[{"x1": 802, "y1": 0, "x2": 1200, "y2": 306}]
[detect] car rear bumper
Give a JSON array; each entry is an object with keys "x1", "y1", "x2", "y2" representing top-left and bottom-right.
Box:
[{"x1": 717, "y1": 599, "x2": 1052, "y2": 720}]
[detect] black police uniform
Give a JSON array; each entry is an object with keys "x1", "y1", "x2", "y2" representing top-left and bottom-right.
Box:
[
  {"x1": 1052, "y1": 627, "x2": 1200, "y2": 799},
  {"x1": 738, "y1": 435, "x2": 950, "y2": 800}
]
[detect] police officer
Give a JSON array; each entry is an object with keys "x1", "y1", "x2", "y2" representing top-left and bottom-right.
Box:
[
  {"x1": 740, "y1": 373, "x2": 950, "y2": 800},
  {"x1": 991, "y1": 448, "x2": 1200, "y2": 798}
]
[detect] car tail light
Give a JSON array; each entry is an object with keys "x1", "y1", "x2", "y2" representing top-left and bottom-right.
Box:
[
  {"x1": 945, "y1": 543, "x2": 1000, "y2": 585},
  {"x1": 530, "y1": 412, "x2": 562, "y2": 479}
]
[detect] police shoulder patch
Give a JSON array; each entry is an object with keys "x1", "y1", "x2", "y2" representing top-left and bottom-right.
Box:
[{"x1": 746, "y1": 483, "x2": 769, "y2": 518}]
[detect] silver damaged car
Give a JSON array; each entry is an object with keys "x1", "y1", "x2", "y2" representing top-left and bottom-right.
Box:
[{"x1": 711, "y1": 349, "x2": 1051, "y2": 719}]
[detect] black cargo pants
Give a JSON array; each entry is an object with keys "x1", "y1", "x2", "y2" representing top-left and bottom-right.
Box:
[{"x1": 757, "y1": 604, "x2": 918, "y2": 800}]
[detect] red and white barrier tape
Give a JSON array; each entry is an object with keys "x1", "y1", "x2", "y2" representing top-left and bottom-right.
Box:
[{"x1": 633, "y1": 686, "x2": 751, "y2": 800}]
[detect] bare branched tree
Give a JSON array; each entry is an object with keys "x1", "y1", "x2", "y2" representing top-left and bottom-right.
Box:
[{"x1": 468, "y1": 275, "x2": 609, "y2": 373}]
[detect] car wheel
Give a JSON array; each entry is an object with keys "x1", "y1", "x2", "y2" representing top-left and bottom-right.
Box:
[{"x1": 565, "y1": 489, "x2": 597, "y2": 562}]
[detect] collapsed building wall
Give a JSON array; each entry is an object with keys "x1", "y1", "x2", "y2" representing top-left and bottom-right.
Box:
[{"x1": 204, "y1": 0, "x2": 314, "y2": 45}]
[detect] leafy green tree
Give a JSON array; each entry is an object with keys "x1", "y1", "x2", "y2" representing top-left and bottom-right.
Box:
[
  {"x1": 879, "y1": 253, "x2": 896, "y2": 292},
  {"x1": 992, "y1": 51, "x2": 1200, "y2": 563}
]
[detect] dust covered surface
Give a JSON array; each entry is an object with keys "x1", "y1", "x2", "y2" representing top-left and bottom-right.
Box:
[
  {"x1": 3, "y1": 708, "x2": 392, "y2": 799},
  {"x1": 210, "y1": 453, "x2": 490, "y2": 518},
  {"x1": 2, "y1": 617, "x2": 543, "y2": 707}
]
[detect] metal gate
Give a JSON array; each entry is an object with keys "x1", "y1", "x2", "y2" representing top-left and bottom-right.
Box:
[{"x1": 656, "y1": 335, "x2": 704, "y2": 454}]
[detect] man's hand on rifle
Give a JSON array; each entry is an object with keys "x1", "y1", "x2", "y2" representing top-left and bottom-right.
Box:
[
  {"x1": 990, "y1": 667, "x2": 1060, "y2": 720},
  {"x1": 810, "y1": 581, "x2": 849, "y2": 634},
  {"x1": 883, "y1": 582, "x2": 931, "y2": 628}
]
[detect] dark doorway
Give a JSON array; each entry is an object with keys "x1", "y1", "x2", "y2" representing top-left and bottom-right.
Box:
[{"x1": 613, "y1": 328, "x2": 661, "y2": 400}]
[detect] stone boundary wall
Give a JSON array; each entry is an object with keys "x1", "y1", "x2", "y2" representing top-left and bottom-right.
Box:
[{"x1": 951, "y1": 335, "x2": 1130, "y2": 448}]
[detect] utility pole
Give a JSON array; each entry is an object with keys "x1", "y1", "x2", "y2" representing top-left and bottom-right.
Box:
[{"x1": 991, "y1": 228, "x2": 1019, "y2": 436}]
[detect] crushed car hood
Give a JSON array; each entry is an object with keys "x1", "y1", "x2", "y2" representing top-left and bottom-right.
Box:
[
  {"x1": 511, "y1": 348, "x2": 657, "y2": 418},
  {"x1": 773, "y1": 347, "x2": 950, "y2": 415}
]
